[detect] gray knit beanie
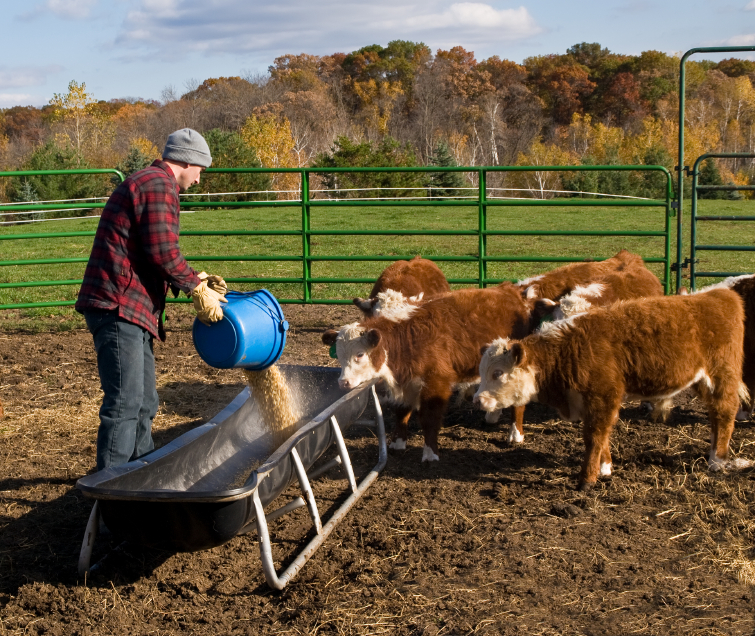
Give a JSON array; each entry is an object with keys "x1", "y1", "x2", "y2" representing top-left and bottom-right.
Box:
[{"x1": 162, "y1": 128, "x2": 212, "y2": 167}]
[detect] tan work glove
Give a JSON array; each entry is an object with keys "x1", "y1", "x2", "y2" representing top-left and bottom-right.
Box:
[
  {"x1": 191, "y1": 281, "x2": 228, "y2": 325},
  {"x1": 197, "y1": 271, "x2": 227, "y2": 295}
]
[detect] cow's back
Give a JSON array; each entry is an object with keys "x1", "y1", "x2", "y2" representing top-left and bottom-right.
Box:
[
  {"x1": 381, "y1": 284, "x2": 530, "y2": 384},
  {"x1": 370, "y1": 256, "x2": 450, "y2": 299},
  {"x1": 590, "y1": 262, "x2": 663, "y2": 306},
  {"x1": 541, "y1": 289, "x2": 744, "y2": 393},
  {"x1": 520, "y1": 249, "x2": 644, "y2": 300}
]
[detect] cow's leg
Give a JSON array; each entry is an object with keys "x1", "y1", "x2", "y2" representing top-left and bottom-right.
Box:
[
  {"x1": 706, "y1": 382, "x2": 748, "y2": 470},
  {"x1": 578, "y1": 394, "x2": 620, "y2": 490},
  {"x1": 418, "y1": 384, "x2": 452, "y2": 462},
  {"x1": 507, "y1": 405, "x2": 525, "y2": 444},
  {"x1": 738, "y1": 350, "x2": 755, "y2": 421},
  {"x1": 389, "y1": 404, "x2": 413, "y2": 450}
]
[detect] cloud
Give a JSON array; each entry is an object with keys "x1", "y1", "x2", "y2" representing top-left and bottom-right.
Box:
[
  {"x1": 0, "y1": 65, "x2": 64, "y2": 90},
  {"x1": 746, "y1": 0, "x2": 755, "y2": 9},
  {"x1": 0, "y1": 93, "x2": 40, "y2": 107},
  {"x1": 17, "y1": 0, "x2": 97, "y2": 21},
  {"x1": 47, "y1": 0, "x2": 98, "y2": 19},
  {"x1": 725, "y1": 33, "x2": 755, "y2": 45},
  {"x1": 116, "y1": 0, "x2": 542, "y2": 61}
]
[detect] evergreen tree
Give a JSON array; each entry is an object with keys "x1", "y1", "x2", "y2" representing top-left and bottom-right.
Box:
[
  {"x1": 9, "y1": 140, "x2": 108, "y2": 217},
  {"x1": 633, "y1": 145, "x2": 673, "y2": 199},
  {"x1": 314, "y1": 136, "x2": 425, "y2": 198},
  {"x1": 111, "y1": 145, "x2": 152, "y2": 187},
  {"x1": 200, "y1": 128, "x2": 271, "y2": 202},
  {"x1": 428, "y1": 140, "x2": 465, "y2": 199},
  {"x1": 698, "y1": 158, "x2": 725, "y2": 200}
]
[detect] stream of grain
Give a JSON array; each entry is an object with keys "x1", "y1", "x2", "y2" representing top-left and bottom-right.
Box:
[{"x1": 242, "y1": 365, "x2": 301, "y2": 451}]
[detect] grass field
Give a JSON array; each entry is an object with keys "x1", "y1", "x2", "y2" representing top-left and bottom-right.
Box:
[{"x1": 0, "y1": 197, "x2": 753, "y2": 331}]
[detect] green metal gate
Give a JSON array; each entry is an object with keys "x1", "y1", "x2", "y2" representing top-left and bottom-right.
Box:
[
  {"x1": 677, "y1": 46, "x2": 755, "y2": 291},
  {"x1": 0, "y1": 164, "x2": 673, "y2": 310},
  {"x1": 688, "y1": 153, "x2": 755, "y2": 290}
]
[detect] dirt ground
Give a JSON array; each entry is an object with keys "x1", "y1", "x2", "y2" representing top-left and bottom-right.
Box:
[{"x1": 1, "y1": 303, "x2": 755, "y2": 635}]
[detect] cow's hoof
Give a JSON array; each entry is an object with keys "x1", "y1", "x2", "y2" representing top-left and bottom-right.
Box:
[
  {"x1": 577, "y1": 481, "x2": 595, "y2": 492},
  {"x1": 507, "y1": 425, "x2": 524, "y2": 445},
  {"x1": 708, "y1": 457, "x2": 725, "y2": 472},
  {"x1": 736, "y1": 409, "x2": 752, "y2": 422},
  {"x1": 389, "y1": 438, "x2": 407, "y2": 451},
  {"x1": 421, "y1": 446, "x2": 440, "y2": 462}
]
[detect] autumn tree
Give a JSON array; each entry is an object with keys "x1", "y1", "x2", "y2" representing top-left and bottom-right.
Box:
[
  {"x1": 241, "y1": 112, "x2": 298, "y2": 198},
  {"x1": 512, "y1": 139, "x2": 577, "y2": 198},
  {"x1": 49, "y1": 80, "x2": 114, "y2": 166},
  {"x1": 525, "y1": 54, "x2": 596, "y2": 125}
]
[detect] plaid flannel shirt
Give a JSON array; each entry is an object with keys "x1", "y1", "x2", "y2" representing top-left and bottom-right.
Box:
[{"x1": 75, "y1": 160, "x2": 201, "y2": 340}]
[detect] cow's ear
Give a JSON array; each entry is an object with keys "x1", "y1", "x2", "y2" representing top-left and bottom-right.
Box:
[
  {"x1": 509, "y1": 342, "x2": 525, "y2": 366},
  {"x1": 353, "y1": 297, "x2": 377, "y2": 312},
  {"x1": 322, "y1": 329, "x2": 338, "y2": 346},
  {"x1": 525, "y1": 285, "x2": 539, "y2": 300},
  {"x1": 364, "y1": 328, "x2": 382, "y2": 348},
  {"x1": 480, "y1": 344, "x2": 490, "y2": 357}
]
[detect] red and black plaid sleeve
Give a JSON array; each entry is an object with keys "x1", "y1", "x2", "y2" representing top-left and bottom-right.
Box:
[{"x1": 75, "y1": 161, "x2": 201, "y2": 339}]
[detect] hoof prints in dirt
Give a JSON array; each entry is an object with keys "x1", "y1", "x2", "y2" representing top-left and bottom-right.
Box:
[{"x1": 1, "y1": 305, "x2": 755, "y2": 635}]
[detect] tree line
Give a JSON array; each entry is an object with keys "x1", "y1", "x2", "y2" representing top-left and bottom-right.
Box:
[{"x1": 1, "y1": 41, "x2": 753, "y2": 208}]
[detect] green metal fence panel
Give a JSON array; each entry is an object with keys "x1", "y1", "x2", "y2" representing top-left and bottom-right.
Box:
[
  {"x1": 689, "y1": 152, "x2": 755, "y2": 289},
  {"x1": 677, "y1": 46, "x2": 755, "y2": 291},
  {"x1": 0, "y1": 164, "x2": 673, "y2": 310}
]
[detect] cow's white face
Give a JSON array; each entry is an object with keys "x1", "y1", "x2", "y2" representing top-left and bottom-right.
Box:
[
  {"x1": 474, "y1": 338, "x2": 537, "y2": 410},
  {"x1": 333, "y1": 323, "x2": 383, "y2": 390},
  {"x1": 556, "y1": 283, "x2": 604, "y2": 320},
  {"x1": 373, "y1": 289, "x2": 419, "y2": 322}
]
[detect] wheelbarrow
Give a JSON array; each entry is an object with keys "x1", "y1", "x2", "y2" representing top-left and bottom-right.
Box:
[{"x1": 76, "y1": 364, "x2": 386, "y2": 590}]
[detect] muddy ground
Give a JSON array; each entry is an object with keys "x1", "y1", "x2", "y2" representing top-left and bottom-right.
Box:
[{"x1": 1, "y1": 304, "x2": 755, "y2": 635}]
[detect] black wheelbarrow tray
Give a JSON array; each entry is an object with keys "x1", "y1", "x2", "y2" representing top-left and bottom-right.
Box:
[{"x1": 76, "y1": 365, "x2": 387, "y2": 590}]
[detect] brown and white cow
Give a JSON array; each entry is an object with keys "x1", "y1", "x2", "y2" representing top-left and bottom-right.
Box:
[
  {"x1": 694, "y1": 274, "x2": 755, "y2": 421},
  {"x1": 515, "y1": 249, "x2": 644, "y2": 302},
  {"x1": 543, "y1": 263, "x2": 663, "y2": 321},
  {"x1": 353, "y1": 256, "x2": 450, "y2": 320},
  {"x1": 491, "y1": 250, "x2": 660, "y2": 442},
  {"x1": 474, "y1": 289, "x2": 749, "y2": 489},
  {"x1": 322, "y1": 284, "x2": 536, "y2": 461}
]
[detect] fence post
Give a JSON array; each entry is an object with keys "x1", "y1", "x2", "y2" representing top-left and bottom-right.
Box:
[
  {"x1": 302, "y1": 169, "x2": 311, "y2": 303},
  {"x1": 478, "y1": 169, "x2": 487, "y2": 288}
]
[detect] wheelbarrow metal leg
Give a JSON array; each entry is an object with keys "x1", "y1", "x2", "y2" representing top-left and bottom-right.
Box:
[
  {"x1": 253, "y1": 384, "x2": 387, "y2": 590},
  {"x1": 78, "y1": 501, "x2": 99, "y2": 578}
]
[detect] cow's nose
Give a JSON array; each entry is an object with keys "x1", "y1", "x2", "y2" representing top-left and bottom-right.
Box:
[
  {"x1": 339, "y1": 379, "x2": 351, "y2": 390},
  {"x1": 472, "y1": 394, "x2": 480, "y2": 405}
]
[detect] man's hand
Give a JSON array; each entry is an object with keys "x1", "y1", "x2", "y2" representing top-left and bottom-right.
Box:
[
  {"x1": 197, "y1": 271, "x2": 227, "y2": 295},
  {"x1": 191, "y1": 281, "x2": 227, "y2": 324}
]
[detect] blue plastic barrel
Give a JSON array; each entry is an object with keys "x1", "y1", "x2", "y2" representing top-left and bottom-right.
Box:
[{"x1": 192, "y1": 289, "x2": 289, "y2": 370}]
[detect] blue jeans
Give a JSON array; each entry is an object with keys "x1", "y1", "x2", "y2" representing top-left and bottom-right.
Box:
[{"x1": 84, "y1": 311, "x2": 158, "y2": 470}]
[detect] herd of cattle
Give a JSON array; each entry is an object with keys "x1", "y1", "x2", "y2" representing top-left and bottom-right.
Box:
[{"x1": 322, "y1": 253, "x2": 755, "y2": 490}]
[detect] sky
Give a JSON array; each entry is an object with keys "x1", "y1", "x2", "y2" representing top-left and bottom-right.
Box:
[{"x1": 2, "y1": 0, "x2": 755, "y2": 109}]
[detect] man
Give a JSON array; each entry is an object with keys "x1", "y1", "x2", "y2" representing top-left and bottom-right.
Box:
[{"x1": 76, "y1": 128, "x2": 226, "y2": 471}]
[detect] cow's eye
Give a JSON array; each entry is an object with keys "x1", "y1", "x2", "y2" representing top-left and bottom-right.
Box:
[
  {"x1": 492, "y1": 370, "x2": 503, "y2": 380},
  {"x1": 356, "y1": 352, "x2": 364, "y2": 360}
]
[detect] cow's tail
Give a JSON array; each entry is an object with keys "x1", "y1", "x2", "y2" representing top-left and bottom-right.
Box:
[{"x1": 738, "y1": 381, "x2": 750, "y2": 406}]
